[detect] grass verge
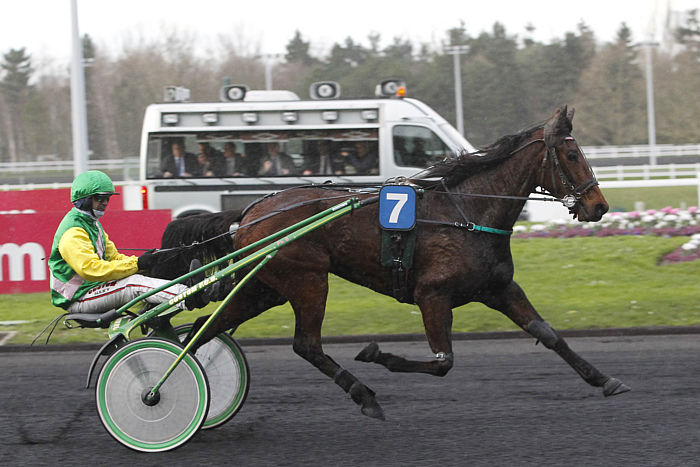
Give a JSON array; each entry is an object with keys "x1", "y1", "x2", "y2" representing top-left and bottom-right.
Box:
[{"x1": 1, "y1": 235, "x2": 698, "y2": 346}]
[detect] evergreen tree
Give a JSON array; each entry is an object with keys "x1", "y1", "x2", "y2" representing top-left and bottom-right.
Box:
[
  {"x1": 517, "y1": 22, "x2": 596, "y2": 123},
  {"x1": 82, "y1": 34, "x2": 108, "y2": 159},
  {"x1": 285, "y1": 30, "x2": 317, "y2": 67},
  {"x1": 327, "y1": 37, "x2": 370, "y2": 68},
  {"x1": 384, "y1": 37, "x2": 413, "y2": 61},
  {"x1": 461, "y1": 23, "x2": 529, "y2": 145},
  {"x1": 0, "y1": 48, "x2": 33, "y2": 162},
  {"x1": 676, "y1": 9, "x2": 700, "y2": 58},
  {"x1": 573, "y1": 23, "x2": 646, "y2": 145}
]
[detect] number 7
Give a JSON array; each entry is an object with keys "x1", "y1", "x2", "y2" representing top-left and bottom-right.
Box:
[{"x1": 386, "y1": 193, "x2": 408, "y2": 224}]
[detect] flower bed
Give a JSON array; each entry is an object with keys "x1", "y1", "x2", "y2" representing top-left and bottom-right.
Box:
[{"x1": 513, "y1": 206, "x2": 700, "y2": 265}]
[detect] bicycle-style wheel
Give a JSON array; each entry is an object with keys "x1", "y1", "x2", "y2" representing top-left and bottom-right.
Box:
[
  {"x1": 95, "y1": 338, "x2": 210, "y2": 452},
  {"x1": 173, "y1": 324, "x2": 250, "y2": 429}
]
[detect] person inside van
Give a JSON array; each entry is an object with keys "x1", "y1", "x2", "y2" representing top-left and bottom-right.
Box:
[
  {"x1": 393, "y1": 135, "x2": 409, "y2": 166},
  {"x1": 346, "y1": 141, "x2": 378, "y2": 175},
  {"x1": 258, "y1": 142, "x2": 296, "y2": 176},
  {"x1": 302, "y1": 140, "x2": 344, "y2": 176},
  {"x1": 197, "y1": 142, "x2": 227, "y2": 177},
  {"x1": 161, "y1": 141, "x2": 200, "y2": 178},
  {"x1": 223, "y1": 142, "x2": 250, "y2": 176},
  {"x1": 405, "y1": 137, "x2": 430, "y2": 167}
]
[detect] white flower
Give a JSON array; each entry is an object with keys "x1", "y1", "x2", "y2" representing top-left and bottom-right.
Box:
[
  {"x1": 548, "y1": 219, "x2": 568, "y2": 226},
  {"x1": 682, "y1": 242, "x2": 698, "y2": 251},
  {"x1": 513, "y1": 225, "x2": 528, "y2": 233},
  {"x1": 664, "y1": 214, "x2": 678, "y2": 222},
  {"x1": 530, "y1": 224, "x2": 547, "y2": 231},
  {"x1": 641, "y1": 215, "x2": 655, "y2": 223}
]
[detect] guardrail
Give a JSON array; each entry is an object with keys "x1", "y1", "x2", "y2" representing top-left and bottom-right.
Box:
[
  {"x1": 583, "y1": 143, "x2": 700, "y2": 161},
  {"x1": 593, "y1": 163, "x2": 700, "y2": 181},
  {"x1": 0, "y1": 158, "x2": 139, "y2": 182},
  {"x1": 2, "y1": 147, "x2": 700, "y2": 187}
]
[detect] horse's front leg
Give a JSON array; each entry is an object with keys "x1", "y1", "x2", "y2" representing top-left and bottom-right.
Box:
[
  {"x1": 355, "y1": 296, "x2": 455, "y2": 377},
  {"x1": 484, "y1": 280, "x2": 630, "y2": 397}
]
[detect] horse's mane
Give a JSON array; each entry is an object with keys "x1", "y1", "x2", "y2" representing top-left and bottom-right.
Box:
[
  {"x1": 413, "y1": 122, "x2": 545, "y2": 188},
  {"x1": 149, "y1": 209, "x2": 243, "y2": 280}
]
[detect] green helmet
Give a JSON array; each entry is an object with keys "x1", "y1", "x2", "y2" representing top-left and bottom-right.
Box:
[{"x1": 70, "y1": 170, "x2": 120, "y2": 202}]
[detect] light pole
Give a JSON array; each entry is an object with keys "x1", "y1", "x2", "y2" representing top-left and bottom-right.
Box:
[
  {"x1": 444, "y1": 45, "x2": 469, "y2": 136},
  {"x1": 257, "y1": 54, "x2": 284, "y2": 90},
  {"x1": 641, "y1": 40, "x2": 659, "y2": 165},
  {"x1": 70, "y1": 0, "x2": 89, "y2": 177}
]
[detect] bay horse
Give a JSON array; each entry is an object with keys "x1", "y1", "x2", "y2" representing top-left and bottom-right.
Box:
[{"x1": 152, "y1": 106, "x2": 630, "y2": 420}]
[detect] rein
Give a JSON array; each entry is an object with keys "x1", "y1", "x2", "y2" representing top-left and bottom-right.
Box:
[{"x1": 154, "y1": 191, "x2": 373, "y2": 255}]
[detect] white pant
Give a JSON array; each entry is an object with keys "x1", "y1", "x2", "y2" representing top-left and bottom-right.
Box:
[{"x1": 66, "y1": 274, "x2": 189, "y2": 314}]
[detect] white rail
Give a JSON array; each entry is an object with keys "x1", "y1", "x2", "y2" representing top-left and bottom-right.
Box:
[
  {"x1": 583, "y1": 143, "x2": 700, "y2": 161},
  {"x1": 593, "y1": 163, "x2": 700, "y2": 181},
  {"x1": 0, "y1": 158, "x2": 139, "y2": 174}
]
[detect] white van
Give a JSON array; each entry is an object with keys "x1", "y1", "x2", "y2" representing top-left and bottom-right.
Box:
[{"x1": 139, "y1": 80, "x2": 476, "y2": 218}]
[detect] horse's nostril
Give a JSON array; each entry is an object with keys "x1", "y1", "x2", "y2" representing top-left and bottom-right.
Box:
[{"x1": 595, "y1": 204, "x2": 609, "y2": 218}]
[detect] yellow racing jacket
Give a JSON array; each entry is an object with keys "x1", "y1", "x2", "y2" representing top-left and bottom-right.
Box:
[{"x1": 48, "y1": 208, "x2": 138, "y2": 309}]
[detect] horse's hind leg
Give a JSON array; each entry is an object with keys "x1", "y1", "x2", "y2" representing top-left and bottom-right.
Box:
[
  {"x1": 485, "y1": 281, "x2": 630, "y2": 397},
  {"x1": 282, "y1": 272, "x2": 385, "y2": 420},
  {"x1": 355, "y1": 297, "x2": 455, "y2": 377}
]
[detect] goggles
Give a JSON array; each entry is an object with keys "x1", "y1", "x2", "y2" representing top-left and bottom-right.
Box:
[{"x1": 92, "y1": 194, "x2": 113, "y2": 203}]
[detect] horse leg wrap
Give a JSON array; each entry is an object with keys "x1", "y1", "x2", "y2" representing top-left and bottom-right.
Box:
[
  {"x1": 333, "y1": 368, "x2": 358, "y2": 393},
  {"x1": 525, "y1": 320, "x2": 561, "y2": 349}
]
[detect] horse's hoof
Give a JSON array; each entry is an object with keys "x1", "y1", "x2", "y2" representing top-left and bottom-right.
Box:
[
  {"x1": 361, "y1": 403, "x2": 386, "y2": 421},
  {"x1": 602, "y1": 377, "x2": 631, "y2": 397},
  {"x1": 355, "y1": 342, "x2": 380, "y2": 363}
]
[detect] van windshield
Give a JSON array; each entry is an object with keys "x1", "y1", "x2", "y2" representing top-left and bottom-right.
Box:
[{"x1": 146, "y1": 129, "x2": 379, "y2": 179}]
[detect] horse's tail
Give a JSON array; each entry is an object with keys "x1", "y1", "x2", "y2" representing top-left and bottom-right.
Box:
[{"x1": 149, "y1": 209, "x2": 244, "y2": 280}]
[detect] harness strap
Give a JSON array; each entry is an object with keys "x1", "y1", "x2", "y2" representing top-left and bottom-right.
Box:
[
  {"x1": 416, "y1": 219, "x2": 512, "y2": 235},
  {"x1": 438, "y1": 181, "x2": 513, "y2": 236}
]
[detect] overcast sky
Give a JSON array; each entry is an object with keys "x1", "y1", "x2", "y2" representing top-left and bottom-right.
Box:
[{"x1": 1, "y1": 0, "x2": 696, "y2": 66}]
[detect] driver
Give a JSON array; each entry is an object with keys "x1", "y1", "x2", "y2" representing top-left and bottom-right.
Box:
[{"x1": 48, "y1": 170, "x2": 217, "y2": 315}]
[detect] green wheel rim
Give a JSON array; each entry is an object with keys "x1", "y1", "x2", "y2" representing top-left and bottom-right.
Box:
[{"x1": 96, "y1": 338, "x2": 209, "y2": 452}]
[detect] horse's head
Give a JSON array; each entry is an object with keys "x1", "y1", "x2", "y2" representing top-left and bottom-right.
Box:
[{"x1": 540, "y1": 106, "x2": 608, "y2": 222}]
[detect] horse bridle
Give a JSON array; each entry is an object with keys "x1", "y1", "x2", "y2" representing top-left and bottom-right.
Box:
[
  {"x1": 538, "y1": 135, "x2": 599, "y2": 211},
  {"x1": 509, "y1": 129, "x2": 598, "y2": 212}
]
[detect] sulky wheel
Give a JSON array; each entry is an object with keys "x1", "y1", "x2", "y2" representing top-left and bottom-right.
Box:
[
  {"x1": 95, "y1": 337, "x2": 210, "y2": 452},
  {"x1": 172, "y1": 324, "x2": 250, "y2": 429}
]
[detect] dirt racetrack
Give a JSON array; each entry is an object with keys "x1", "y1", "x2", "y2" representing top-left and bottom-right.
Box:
[{"x1": 1, "y1": 334, "x2": 699, "y2": 466}]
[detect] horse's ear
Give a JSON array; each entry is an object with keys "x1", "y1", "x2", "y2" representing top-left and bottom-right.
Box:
[
  {"x1": 567, "y1": 107, "x2": 575, "y2": 122},
  {"x1": 544, "y1": 106, "x2": 569, "y2": 146}
]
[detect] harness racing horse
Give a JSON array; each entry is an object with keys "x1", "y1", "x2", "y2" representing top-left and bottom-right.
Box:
[{"x1": 153, "y1": 106, "x2": 630, "y2": 420}]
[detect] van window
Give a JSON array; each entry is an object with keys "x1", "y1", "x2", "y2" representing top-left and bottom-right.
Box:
[
  {"x1": 392, "y1": 125, "x2": 451, "y2": 168},
  {"x1": 146, "y1": 129, "x2": 379, "y2": 179}
]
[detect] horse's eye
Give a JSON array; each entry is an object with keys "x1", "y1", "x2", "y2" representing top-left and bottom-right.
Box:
[{"x1": 566, "y1": 151, "x2": 579, "y2": 162}]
